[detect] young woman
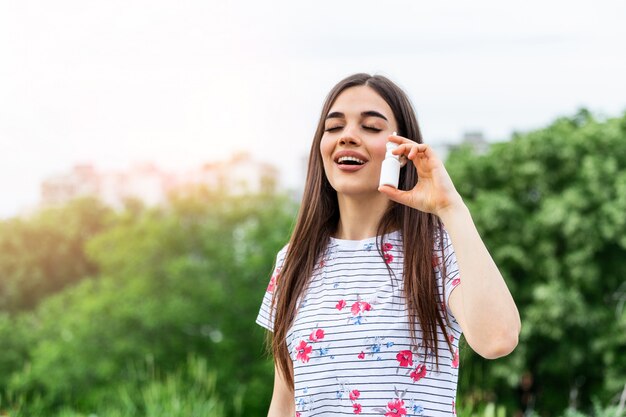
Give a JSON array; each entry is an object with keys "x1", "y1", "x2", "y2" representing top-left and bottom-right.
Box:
[{"x1": 256, "y1": 73, "x2": 521, "y2": 416}]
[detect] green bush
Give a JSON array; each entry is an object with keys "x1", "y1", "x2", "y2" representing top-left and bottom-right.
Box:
[
  {"x1": 1, "y1": 189, "x2": 297, "y2": 416},
  {"x1": 2, "y1": 355, "x2": 228, "y2": 417},
  {"x1": 457, "y1": 402, "x2": 626, "y2": 417},
  {"x1": 447, "y1": 109, "x2": 626, "y2": 413},
  {"x1": 0, "y1": 198, "x2": 113, "y2": 312}
]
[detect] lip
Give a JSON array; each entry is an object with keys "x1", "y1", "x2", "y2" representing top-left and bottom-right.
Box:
[
  {"x1": 333, "y1": 150, "x2": 369, "y2": 164},
  {"x1": 337, "y1": 163, "x2": 366, "y2": 172},
  {"x1": 333, "y1": 150, "x2": 369, "y2": 172}
]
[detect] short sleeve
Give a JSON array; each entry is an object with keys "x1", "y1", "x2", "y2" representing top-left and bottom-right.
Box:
[
  {"x1": 434, "y1": 229, "x2": 461, "y2": 317},
  {"x1": 255, "y1": 245, "x2": 289, "y2": 332}
]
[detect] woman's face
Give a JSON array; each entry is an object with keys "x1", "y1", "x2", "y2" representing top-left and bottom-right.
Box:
[{"x1": 320, "y1": 86, "x2": 399, "y2": 197}]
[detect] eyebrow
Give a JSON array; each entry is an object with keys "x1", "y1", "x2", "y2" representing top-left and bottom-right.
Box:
[{"x1": 325, "y1": 111, "x2": 388, "y2": 121}]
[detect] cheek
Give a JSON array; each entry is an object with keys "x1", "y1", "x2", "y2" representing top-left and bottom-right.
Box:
[
  {"x1": 319, "y1": 136, "x2": 333, "y2": 160},
  {"x1": 371, "y1": 140, "x2": 388, "y2": 163}
]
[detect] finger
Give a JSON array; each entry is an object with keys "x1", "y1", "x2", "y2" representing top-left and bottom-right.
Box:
[
  {"x1": 388, "y1": 134, "x2": 430, "y2": 148},
  {"x1": 391, "y1": 143, "x2": 413, "y2": 156},
  {"x1": 397, "y1": 144, "x2": 423, "y2": 162},
  {"x1": 392, "y1": 142, "x2": 427, "y2": 157},
  {"x1": 416, "y1": 143, "x2": 438, "y2": 160},
  {"x1": 388, "y1": 134, "x2": 417, "y2": 146},
  {"x1": 403, "y1": 143, "x2": 438, "y2": 163}
]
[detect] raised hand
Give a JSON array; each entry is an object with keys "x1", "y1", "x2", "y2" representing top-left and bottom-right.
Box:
[{"x1": 377, "y1": 134, "x2": 464, "y2": 217}]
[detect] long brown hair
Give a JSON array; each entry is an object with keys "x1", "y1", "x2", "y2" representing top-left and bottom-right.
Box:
[{"x1": 265, "y1": 73, "x2": 452, "y2": 389}]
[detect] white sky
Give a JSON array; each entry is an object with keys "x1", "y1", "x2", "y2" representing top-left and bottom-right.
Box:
[{"x1": 1, "y1": 0, "x2": 625, "y2": 217}]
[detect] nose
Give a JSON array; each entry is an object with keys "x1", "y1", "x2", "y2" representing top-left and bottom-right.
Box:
[
  {"x1": 339, "y1": 136, "x2": 358, "y2": 146},
  {"x1": 338, "y1": 126, "x2": 361, "y2": 146}
]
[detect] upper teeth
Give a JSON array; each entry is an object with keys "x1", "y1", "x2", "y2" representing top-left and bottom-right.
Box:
[{"x1": 338, "y1": 156, "x2": 365, "y2": 164}]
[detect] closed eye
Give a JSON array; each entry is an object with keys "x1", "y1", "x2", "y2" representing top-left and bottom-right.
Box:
[
  {"x1": 324, "y1": 126, "x2": 382, "y2": 132},
  {"x1": 324, "y1": 126, "x2": 342, "y2": 132},
  {"x1": 364, "y1": 126, "x2": 382, "y2": 132}
]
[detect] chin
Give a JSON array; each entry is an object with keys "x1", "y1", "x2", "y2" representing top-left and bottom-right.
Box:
[{"x1": 331, "y1": 183, "x2": 380, "y2": 197}]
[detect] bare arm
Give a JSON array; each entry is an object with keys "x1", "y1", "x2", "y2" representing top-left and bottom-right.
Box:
[
  {"x1": 442, "y1": 204, "x2": 521, "y2": 359},
  {"x1": 267, "y1": 362, "x2": 295, "y2": 417}
]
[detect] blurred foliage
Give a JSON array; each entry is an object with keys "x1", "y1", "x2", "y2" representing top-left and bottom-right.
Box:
[
  {"x1": 0, "y1": 188, "x2": 297, "y2": 416},
  {"x1": 447, "y1": 109, "x2": 626, "y2": 415},
  {"x1": 458, "y1": 402, "x2": 507, "y2": 417},
  {"x1": 0, "y1": 198, "x2": 113, "y2": 312},
  {"x1": 457, "y1": 402, "x2": 625, "y2": 417},
  {"x1": 2, "y1": 355, "x2": 227, "y2": 417}
]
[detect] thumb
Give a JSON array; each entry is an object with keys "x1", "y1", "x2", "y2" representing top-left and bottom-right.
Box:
[{"x1": 378, "y1": 185, "x2": 413, "y2": 206}]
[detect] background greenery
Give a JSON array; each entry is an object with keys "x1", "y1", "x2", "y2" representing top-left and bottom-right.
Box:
[{"x1": 0, "y1": 109, "x2": 624, "y2": 416}]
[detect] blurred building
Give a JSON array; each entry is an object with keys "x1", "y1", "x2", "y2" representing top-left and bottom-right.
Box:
[
  {"x1": 41, "y1": 164, "x2": 100, "y2": 206},
  {"x1": 432, "y1": 130, "x2": 490, "y2": 161},
  {"x1": 458, "y1": 130, "x2": 490, "y2": 154},
  {"x1": 39, "y1": 153, "x2": 279, "y2": 210},
  {"x1": 181, "y1": 152, "x2": 279, "y2": 196},
  {"x1": 99, "y1": 163, "x2": 174, "y2": 210}
]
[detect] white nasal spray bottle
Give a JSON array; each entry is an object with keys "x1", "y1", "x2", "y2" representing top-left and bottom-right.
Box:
[{"x1": 379, "y1": 132, "x2": 400, "y2": 189}]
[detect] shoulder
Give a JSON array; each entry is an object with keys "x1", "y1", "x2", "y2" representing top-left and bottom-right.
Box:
[
  {"x1": 265, "y1": 244, "x2": 289, "y2": 293},
  {"x1": 275, "y1": 243, "x2": 289, "y2": 267}
]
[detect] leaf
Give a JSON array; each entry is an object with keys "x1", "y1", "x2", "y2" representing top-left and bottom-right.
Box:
[{"x1": 400, "y1": 389, "x2": 406, "y2": 399}]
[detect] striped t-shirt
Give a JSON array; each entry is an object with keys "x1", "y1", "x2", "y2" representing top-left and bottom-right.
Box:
[{"x1": 256, "y1": 230, "x2": 462, "y2": 417}]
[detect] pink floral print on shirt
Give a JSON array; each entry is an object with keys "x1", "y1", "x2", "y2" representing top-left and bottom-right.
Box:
[
  {"x1": 374, "y1": 397, "x2": 407, "y2": 417},
  {"x1": 349, "y1": 389, "x2": 363, "y2": 414},
  {"x1": 296, "y1": 340, "x2": 313, "y2": 363},
  {"x1": 385, "y1": 399, "x2": 407, "y2": 417},
  {"x1": 336, "y1": 382, "x2": 362, "y2": 414},
  {"x1": 396, "y1": 350, "x2": 413, "y2": 367},
  {"x1": 336, "y1": 299, "x2": 347, "y2": 310},
  {"x1": 348, "y1": 295, "x2": 373, "y2": 325},
  {"x1": 266, "y1": 268, "x2": 280, "y2": 293},
  {"x1": 452, "y1": 348, "x2": 459, "y2": 368},
  {"x1": 349, "y1": 389, "x2": 361, "y2": 401},
  {"x1": 373, "y1": 387, "x2": 410, "y2": 416},
  {"x1": 309, "y1": 328, "x2": 325, "y2": 342},
  {"x1": 351, "y1": 300, "x2": 372, "y2": 315},
  {"x1": 395, "y1": 344, "x2": 431, "y2": 384},
  {"x1": 295, "y1": 326, "x2": 330, "y2": 363},
  {"x1": 382, "y1": 242, "x2": 394, "y2": 264},
  {"x1": 410, "y1": 364, "x2": 427, "y2": 382}
]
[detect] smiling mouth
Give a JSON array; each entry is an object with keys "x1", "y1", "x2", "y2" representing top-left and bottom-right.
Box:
[{"x1": 336, "y1": 156, "x2": 366, "y2": 166}]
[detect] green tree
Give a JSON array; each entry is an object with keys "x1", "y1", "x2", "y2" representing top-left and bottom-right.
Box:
[
  {"x1": 4, "y1": 188, "x2": 296, "y2": 416},
  {"x1": 446, "y1": 109, "x2": 626, "y2": 414},
  {"x1": 0, "y1": 198, "x2": 113, "y2": 312}
]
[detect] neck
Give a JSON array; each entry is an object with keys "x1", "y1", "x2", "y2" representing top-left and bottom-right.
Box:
[{"x1": 334, "y1": 192, "x2": 392, "y2": 240}]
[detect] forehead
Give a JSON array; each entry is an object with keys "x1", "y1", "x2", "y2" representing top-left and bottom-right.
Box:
[{"x1": 327, "y1": 86, "x2": 394, "y2": 120}]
